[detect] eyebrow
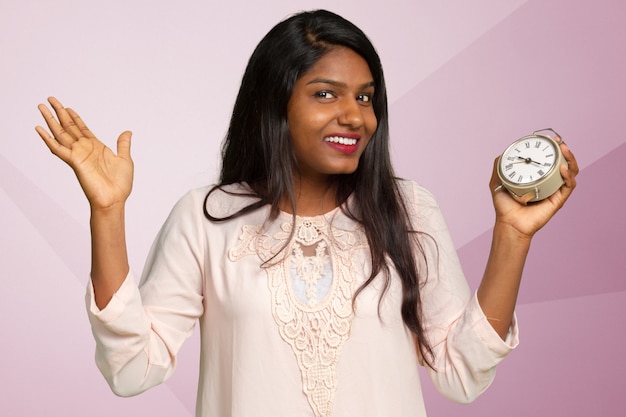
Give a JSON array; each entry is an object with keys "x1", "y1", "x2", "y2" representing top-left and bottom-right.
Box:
[{"x1": 306, "y1": 78, "x2": 375, "y2": 89}]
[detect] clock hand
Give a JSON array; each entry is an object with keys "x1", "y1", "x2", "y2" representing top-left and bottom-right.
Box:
[{"x1": 516, "y1": 156, "x2": 543, "y2": 166}]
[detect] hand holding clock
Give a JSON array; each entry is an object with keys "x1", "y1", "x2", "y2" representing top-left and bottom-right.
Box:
[
  {"x1": 490, "y1": 131, "x2": 578, "y2": 239},
  {"x1": 490, "y1": 140, "x2": 577, "y2": 239},
  {"x1": 478, "y1": 133, "x2": 578, "y2": 339}
]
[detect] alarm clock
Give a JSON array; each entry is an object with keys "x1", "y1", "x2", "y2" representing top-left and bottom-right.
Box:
[{"x1": 496, "y1": 128, "x2": 566, "y2": 202}]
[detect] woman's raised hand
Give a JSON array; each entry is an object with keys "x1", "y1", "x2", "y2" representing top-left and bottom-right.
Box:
[
  {"x1": 35, "y1": 97, "x2": 134, "y2": 211},
  {"x1": 478, "y1": 140, "x2": 578, "y2": 338},
  {"x1": 489, "y1": 139, "x2": 579, "y2": 239}
]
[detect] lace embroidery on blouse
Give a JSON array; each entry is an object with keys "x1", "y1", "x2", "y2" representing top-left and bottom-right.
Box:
[{"x1": 229, "y1": 215, "x2": 365, "y2": 417}]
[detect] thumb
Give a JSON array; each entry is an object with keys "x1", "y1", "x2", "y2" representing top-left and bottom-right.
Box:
[{"x1": 117, "y1": 130, "x2": 132, "y2": 160}]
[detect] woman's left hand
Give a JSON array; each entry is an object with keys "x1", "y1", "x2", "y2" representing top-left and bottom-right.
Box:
[{"x1": 489, "y1": 139, "x2": 579, "y2": 238}]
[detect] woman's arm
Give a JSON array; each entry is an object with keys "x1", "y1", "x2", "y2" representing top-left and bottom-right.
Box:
[
  {"x1": 36, "y1": 97, "x2": 134, "y2": 309},
  {"x1": 477, "y1": 141, "x2": 578, "y2": 338},
  {"x1": 36, "y1": 98, "x2": 203, "y2": 396}
]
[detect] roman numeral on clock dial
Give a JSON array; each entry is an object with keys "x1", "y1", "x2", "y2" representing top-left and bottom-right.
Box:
[{"x1": 499, "y1": 137, "x2": 558, "y2": 185}]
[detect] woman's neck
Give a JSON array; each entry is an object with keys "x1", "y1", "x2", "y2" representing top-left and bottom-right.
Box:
[{"x1": 279, "y1": 175, "x2": 339, "y2": 216}]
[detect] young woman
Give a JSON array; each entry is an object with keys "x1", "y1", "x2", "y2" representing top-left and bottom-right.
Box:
[{"x1": 35, "y1": 9, "x2": 578, "y2": 417}]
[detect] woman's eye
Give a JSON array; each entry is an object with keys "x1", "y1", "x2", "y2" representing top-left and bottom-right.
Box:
[
  {"x1": 357, "y1": 94, "x2": 372, "y2": 103},
  {"x1": 315, "y1": 91, "x2": 336, "y2": 99}
]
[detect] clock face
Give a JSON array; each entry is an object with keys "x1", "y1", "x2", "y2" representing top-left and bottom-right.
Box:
[{"x1": 499, "y1": 135, "x2": 558, "y2": 185}]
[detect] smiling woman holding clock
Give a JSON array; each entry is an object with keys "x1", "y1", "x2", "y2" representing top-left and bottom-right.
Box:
[{"x1": 34, "y1": 9, "x2": 578, "y2": 417}]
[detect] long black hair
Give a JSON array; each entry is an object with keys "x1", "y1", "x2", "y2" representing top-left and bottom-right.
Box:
[{"x1": 206, "y1": 9, "x2": 434, "y2": 365}]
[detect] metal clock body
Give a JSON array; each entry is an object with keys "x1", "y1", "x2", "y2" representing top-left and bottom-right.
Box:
[{"x1": 497, "y1": 129, "x2": 565, "y2": 202}]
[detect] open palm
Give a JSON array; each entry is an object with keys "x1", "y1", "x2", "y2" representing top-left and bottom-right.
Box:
[{"x1": 36, "y1": 97, "x2": 133, "y2": 210}]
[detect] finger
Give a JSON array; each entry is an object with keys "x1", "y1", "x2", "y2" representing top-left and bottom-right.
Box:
[
  {"x1": 489, "y1": 157, "x2": 501, "y2": 190},
  {"x1": 560, "y1": 163, "x2": 577, "y2": 192},
  {"x1": 34, "y1": 125, "x2": 72, "y2": 162},
  {"x1": 37, "y1": 101, "x2": 75, "y2": 147},
  {"x1": 557, "y1": 143, "x2": 578, "y2": 194},
  {"x1": 116, "y1": 131, "x2": 133, "y2": 160},
  {"x1": 518, "y1": 191, "x2": 536, "y2": 206},
  {"x1": 498, "y1": 188, "x2": 532, "y2": 206},
  {"x1": 549, "y1": 168, "x2": 577, "y2": 209},
  {"x1": 66, "y1": 108, "x2": 97, "y2": 139},
  {"x1": 47, "y1": 97, "x2": 83, "y2": 139},
  {"x1": 560, "y1": 142, "x2": 579, "y2": 175}
]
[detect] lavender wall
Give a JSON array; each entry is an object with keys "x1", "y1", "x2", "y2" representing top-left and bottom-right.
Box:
[{"x1": 1, "y1": 0, "x2": 624, "y2": 415}]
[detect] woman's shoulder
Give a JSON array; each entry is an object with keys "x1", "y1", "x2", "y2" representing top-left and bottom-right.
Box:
[
  {"x1": 166, "y1": 184, "x2": 257, "y2": 217},
  {"x1": 394, "y1": 178, "x2": 439, "y2": 210},
  {"x1": 182, "y1": 182, "x2": 261, "y2": 219},
  {"x1": 394, "y1": 179, "x2": 448, "y2": 233}
]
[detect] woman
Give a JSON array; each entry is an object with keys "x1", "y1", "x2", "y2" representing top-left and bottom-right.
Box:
[{"x1": 35, "y1": 9, "x2": 577, "y2": 417}]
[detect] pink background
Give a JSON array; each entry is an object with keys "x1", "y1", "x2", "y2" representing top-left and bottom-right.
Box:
[{"x1": 1, "y1": 0, "x2": 624, "y2": 415}]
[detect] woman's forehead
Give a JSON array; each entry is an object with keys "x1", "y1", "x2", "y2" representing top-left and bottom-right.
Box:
[{"x1": 298, "y1": 47, "x2": 373, "y2": 84}]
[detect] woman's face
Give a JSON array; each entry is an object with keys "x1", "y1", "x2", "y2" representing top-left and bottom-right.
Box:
[{"x1": 287, "y1": 47, "x2": 378, "y2": 183}]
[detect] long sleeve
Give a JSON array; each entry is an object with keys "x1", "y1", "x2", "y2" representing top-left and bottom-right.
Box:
[
  {"x1": 83, "y1": 181, "x2": 518, "y2": 416},
  {"x1": 402, "y1": 180, "x2": 519, "y2": 403},
  {"x1": 85, "y1": 190, "x2": 206, "y2": 397}
]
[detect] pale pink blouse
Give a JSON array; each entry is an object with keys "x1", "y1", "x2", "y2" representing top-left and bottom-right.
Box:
[{"x1": 86, "y1": 180, "x2": 518, "y2": 417}]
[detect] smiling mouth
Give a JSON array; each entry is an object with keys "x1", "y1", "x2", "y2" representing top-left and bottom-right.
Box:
[{"x1": 324, "y1": 136, "x2": 358, "y2": 146}]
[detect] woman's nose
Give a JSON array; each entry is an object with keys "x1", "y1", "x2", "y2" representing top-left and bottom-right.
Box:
[{"x1": 337, "y1": 98, "x2": 364, "y2": 128}]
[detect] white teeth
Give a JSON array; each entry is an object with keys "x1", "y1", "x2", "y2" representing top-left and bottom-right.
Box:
[{"x1": 324, "y1": 136, "x2": 358, "y2": 145}]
